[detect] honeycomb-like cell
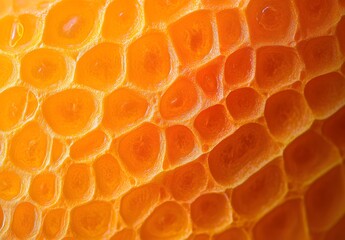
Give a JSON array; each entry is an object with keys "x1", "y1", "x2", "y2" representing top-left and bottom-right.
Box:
[
  {"x1": 325, "y1": 215, "x2": 345, "y2": 240},
  {"x1": 208, "y1": 123, "x2": 278, "y2": 187},
  {"x1": 0, "y1": 170, "x2": 21, "y2": 200},
  {"x1": 264, "y1": 90, "x2": 313, "y2": 141},
  {"x1": 9, "y1": 121, "x2": 48, "y2": 171},
  {"x1": 42, "y1": 208, "x2": 66, "y2": 239},
  {"x1": 140, "y1": 201, "x2": 189, "y2": 240},
  {"x1": 213, "y1": 228, "x2": 248, "y2": 240},
  {"x1": 12, "y1": 202, "x2": 38, "y2": 238},
  {"x1": 42, "y1": 89, "x2": 97, "y2": 136},
  {"x1": 145, "y1": 0, "x2": 191, "y2": 23},
  {"x1": 127, "y1": 32, "x2": 171, "y2": 90},
  {"x1": 70, "y1": 201, "x2": 112, "y2": 238},
  {"x1": 75, "y1": 43, "x2": 122, "y2": 91},
  {"x1": 63, "y1": 163, "x2": 91, "y2": 201},
  {"x1": 168, "y1": 10, "x2": 213, "y2": 65},
  {"x1": 304, "y1": 166, "x2": 345, "y2": 232},
  {"x1": 322, "y1": 107, "x2": 345, "y2": 153},
  {"x1": 29, "y1": 172, "x2": 56, "y2": 205},
  {"x1": 191, "y1": 192, "x2": 231, "y2": 230},
  {"x1": 0, "y1": 54, "x2": 13, "y2": 87},
  {"x1": 110, "y1": 228, "x2": 136, "y2": 240},
  {"x1": 21, "y1": 48, "x2": 67, "y2": 89}
]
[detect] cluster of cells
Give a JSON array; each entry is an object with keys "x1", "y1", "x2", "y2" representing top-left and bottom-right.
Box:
[{"x1": 0, "y1": 0, "x2": 345, "y2": 239}]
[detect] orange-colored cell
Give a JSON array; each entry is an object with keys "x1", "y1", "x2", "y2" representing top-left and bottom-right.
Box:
[
  {"x1": 168, "y1": 10, "x2": 213, "y2": 65},
  {"x1": 264, "y1": 90, "x2": 313, "y2": 141},
  {"x1": 51, "y1": 138, "x2": 64, "y2": 164},
  {"x1": 43, "y1": 208, "x2": 66, "y2": 239},
  {"x1": 110, "y1": 228, "x2": 136, "y2": 240},
  {"x1": 0, "y1": 14, "x2": 38, "y2": 51},
  {"x1": 255, "y1": 46, "x2": 301, "y2": 91},
  {"x1": 63, "y1": 163, "x2": 91, "y2": 201},
  {"x1": 0, "y1": 87, "x2": 37, "y2": 131},
  {"x1": 43, "y1": 0, "x2": 100, "y2": 48},
  {"x1": 325, "y1": 215, "x2": 345, "y2": 240},
  {"x1": 127, "y1": 32, "x2": 171, "y2": 90},
  {"x1": 305, "y1": 166, "x2": 345, "y2": 232},
  {"x1": 213, "y1": 228, "x2": 248, "y2": 240},
  {"x1": 253, "y1": 199, "x2": 308, "y2": 240},
  {"x1": 21, "y1": 48, "x2": 67, "y2": 89},
  {"x1": 0, "y1": 54, "x2": 13, "y2": 87},
  {"x1": 118, "y1": 123, "x2": 161, "y2": 178},
  {"x1": 0, "y1": 170, "x2": 21, "y2": 200},
  {"x1": 196, "y1": 56, "x2": 223, "y2": 98},
  {"x1": 194, "y1": 104, "x2": 230, "y2": 141},
  {"x1": 9, "y1": 121, "x2": 48, "y2": 171},
  {"x1": 191, "y1": 192, "x2": 231, "y2": 230},
  {"x1": 93, "y1": 154, "x2": 125, "y2": 196},
  {"x1": 12, "y1": 202, "x2": 37, "y2": 238},
  {"x1": 70, "y1": 129, "x2": 107, "y2": 160},
  {"x1": 322, "y1": 107, "x2": 345, "y2": 152},
  {"x1": 75, "y1": 43, "x2": 122, "y2": 91},
  {"x1": 226, "y1": 87, "x2": 264, "y2": 121},
  {"x1": 103, "y1": 0, "x2": 140, "y2": 41},
  {"x1": 246, "y1": 0, "x2": 295, "y2": 44},
  {"x1": 224, "y1": 47, "x2": 255, "y2": 87},
  {"x1": 42, "y1": 89, "x2": 96, "y2": 136},
  {"x1": 208, "y1": 123, "x2": 278, "y2": 187},
  {"x1": 304, "y1": 72, "x2": 345, "y2": 119},
  {"x1": 102, "y1": 88, "x2": 148, "y2": 134},
  {"x1": 232, "y1": 164, "x2": 286, "y2": 217},
  {"x1": 145, "y1": 0, "x2": 191, "y2": 23},
  {"x1": 216, "y1": 9, "x2": 243, "y2": 52},
  {"x1": 140, "y1": 201, "x2": 189, "y2": 240},
  {"x1": 337, "y1": 17, "x2": 345, "y2": 55},
  {"x1": 120, "y1": 183, "x2": 162, "y2": 226},
  {"x1": 70, "y1": 201, "x2": 112, "y2": 238},
  {"x1": 30, "y1": 172, "x2": 56, "y2": 205},
  {"x1": 167, "y1": 161, "x2": 207, "y2": 201},
  {"x1": 187, "y1": 234, "x2": 210, "y2": 240},
  {"x1": 160, "y1": 77, "x2": 199, "y2": 120}
]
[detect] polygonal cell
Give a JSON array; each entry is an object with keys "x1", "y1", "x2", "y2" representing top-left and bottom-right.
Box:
[
  {"x1": 256, "y1": 46, "x2": 301, "y2": 91},
  {"x1": 102, "y1": 88, "x2": 148, "y2": 134},
  {"x1": 70, "y1": 201, "x2": 112, "y2": 238},
  {"x1": 264, "y1": 90, "x2": 313, "y2": 141},
  {"x1": 0, "y1": 14, "x2": 38, "y2": 51},
  {"x1": 75, "y1": 43, "x2": 122, "y2": 91},
  {"x1": 224, "y1": 47, "x2": 255, "y2": 87},
  {"x1": 51, "y1": 138, "x2": 64, "y2": 164},
  {"x1": 305, "y1": 166, "x2": 345, "y2": 232},
  {"x1": 0, "y1": 170, "x2": 21, "y2": 200},
  {"x1": 160, "y1": 77, "x2": 199, "y2": 120},
  {"x1": 196, "y1": 56, "x2": 223, "y2": 98},
  {"x1": 253, "y1": 199, "x2": 308, "y2": 240},
  {"x1": 167, "y1": 161, "x2": 207, "y2": 201},
  {"x1": 0, "y1": 87, "x2": 37, "y2": 131},
  {"x1": 145, "y1": 0, "x2": 191, "y2": 23},
  {"x1": 295, "y1": 0, "x2": 339, "y2": 37},
  {"x1": 103, "y1": 0, "x2": 140, "y2": 41},
  {"x1": 232, "y1": 164, "x2": 286, "y2": 217},
  {"x1": 120, "y1": 183, "x2": 162, "y2": 226},
  {"x1": 140, "y1": 201, "x2": 189, "y2": 240},
  {"x1": 0, "y1": 54, "x2": 13, "y2": 87},
  {"x1": 63, "y1": 163, "x2": 91, "y2": 201},
  {"x1": 325, "y1": 215, "x2": 345, "y2": 240},
  {"x1": 43, "y1": 208, "x2": 66, "y2": 239},
  {"x1": 42, "y1": 89, "x2": 96, "y2": 136},
  {"x1": 110, "y1": 228, "x2": 136, "y2": 240},
  {"x1": 298, "y1": 36, "x2": 342, "y2": 77},
  {"x1": 216, "y1": 9, "x2": 243, "y2": 52},
  {"x1": 213, "y1": 228, "x2": 248, "y2": 240},
  {"x1": 226, "y1": 87, "x2": 264, "y2": 121},
  {"x1": 127, "y1": 32, "x2": 171, "y2": 90},
  {"x1": 168, "y1": 10, "x2": 213, "y2": 65},
  {"x1": 208, "y1": 123, "x2": 278, "y2": 187},
  {"x1": 322, "y1": 107, "x2": 345, "y2": 152},
  {"x1": 93, "y1": 154, "x2": 125, "y2": 196},
  {"x1": 70, "y1": 129, "x2": 107, "y2": 160},
  {"x1": 194, "y1": 104, "x2": 230, "y2": 141},
  {"x1": 43, "y1": 0, "x2": 100, "y2": 48},
  {"x1": 12, "y1": 202, "x2": 37, "y2": 238},
  {"x1": 10, "y1": 121, "x2": 48, "y2": 171},
  {"x1": 337, "y1": 17, "x2": 345, "y2": 55},
  {"x1": 30, "y1": 172, "x2": 56, "y2": 205},
  {"x1": 304, "y1": 72, "x2": 345, "y2": 119},
  {"x1": 191, "y1": 192, "x2": 231, "y2": 230},
  {"x1": 165, "y1": 125, "x2": 196, "y2": 166},
  {"x1": 246, "y1": 0, "x2": 295, "y2": 44},
  {"x1": 21, "y1": 48, "x2": 67, "y2": 89},
  {"x1": 284, "y1": 130, "x2": 341, "y2": 183},
  {"x1": 118, "y1": 123, "x2": 161, "y2": 178}
]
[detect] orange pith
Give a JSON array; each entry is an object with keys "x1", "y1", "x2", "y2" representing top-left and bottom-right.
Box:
[{"x1": 0, "y1": 0, "x2": 344, "y2": 239}]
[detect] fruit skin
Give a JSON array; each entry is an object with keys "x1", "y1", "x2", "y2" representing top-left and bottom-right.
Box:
[{"x1": 0, "y1": 0, "x2": 344, "y2": 239}]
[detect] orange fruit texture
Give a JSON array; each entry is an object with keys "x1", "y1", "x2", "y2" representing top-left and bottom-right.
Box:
[{"x1": 0, "y1": 0, "x2": 345, "y2": 239}]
